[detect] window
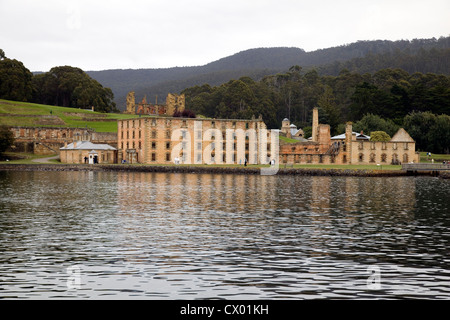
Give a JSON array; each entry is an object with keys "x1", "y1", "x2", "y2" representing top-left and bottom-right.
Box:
[
  {"x1": 403, "y1": 154, "x2": 409, "y2": 163},
  {"x1": 152, "y1": 142, "x2": 156, "y2": 149},
  {"x1": 151, "y1": 153, "x2": 156, "y2": 161},
  {"x1": 404, "y1": 143, "x2": 409, "y2": 150},
  {"x1": 152, "y1": 130, "x2": 157, "y2": 139},
  {"x1": 166, "y1": 142, "x2": 171, "y2": 150},
  {"x1": 166, "y1": 153, "x2": 171, "y2": 161},
  {"x1": 166, "y1": 130, "x2": 171, "y2": 139},
  {"x1": 359, "y1": 153, "x2": 364, "y2": 162},
  {"x1": 381, "y1": 153, "x2": 387, "y2": 163}
]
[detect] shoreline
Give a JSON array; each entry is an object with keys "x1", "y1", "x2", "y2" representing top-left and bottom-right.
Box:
[{"x1": 1, "y1": 163, "x2": 448, "y2": 178}]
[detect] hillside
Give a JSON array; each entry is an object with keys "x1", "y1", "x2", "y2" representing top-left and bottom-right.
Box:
[
  {"x1": 87, "y1": 37, "x2": 450, "y2": 110},
  {"x1": 0, "y1": 99, "x2": 139, "y2": 133}
]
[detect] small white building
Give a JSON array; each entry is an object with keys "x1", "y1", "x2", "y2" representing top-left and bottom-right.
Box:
[{"x1": 60, "y1": 141, "x2": 117, "y2": 164}]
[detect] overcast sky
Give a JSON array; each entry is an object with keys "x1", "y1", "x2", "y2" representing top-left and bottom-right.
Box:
[{"x1": 1, "y1": 0, "x2": 449, "y2": 72}]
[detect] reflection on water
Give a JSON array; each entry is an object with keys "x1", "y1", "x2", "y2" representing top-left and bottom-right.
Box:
[{"x1": 0, "y1": 170, "x2": 449, "y2": 299}]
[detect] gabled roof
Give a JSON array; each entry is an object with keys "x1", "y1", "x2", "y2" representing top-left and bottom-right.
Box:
[
  {"x1": 60, "y1": 141, "x2": 117, "y2": 151},
  {"x1": 390, "y1": 128, "x2": 415, "y2": 142},
  {"x1": 331, "y1": 132, "x2": 370, "y2": 140}
]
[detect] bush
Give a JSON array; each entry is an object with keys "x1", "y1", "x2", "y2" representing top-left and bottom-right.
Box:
[{"x1": 0, "y1": 125, "x2": 14, "y2": 154}]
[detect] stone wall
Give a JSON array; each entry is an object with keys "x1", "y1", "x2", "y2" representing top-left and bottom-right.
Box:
[{"x1": 10, "y1": 127, "x2": 118, "y2": 155}]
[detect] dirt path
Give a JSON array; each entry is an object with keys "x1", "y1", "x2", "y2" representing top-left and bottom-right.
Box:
[{"x1": 31, "y1": 155, "x2": 60, "y2": 163}]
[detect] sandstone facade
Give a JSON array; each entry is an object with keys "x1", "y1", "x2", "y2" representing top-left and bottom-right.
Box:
[
  {"x1": 117, "y1": 116, "x2": 276, "y2": 165},
  {"x1": 10, "y1": 126, "x2": 117, "y2": 155},
  {"x1": 124, "y1": 92, "x2": 185, "y2": 116},
  {"x1": 279, "y1": 108, "x2": 420, "y2": 165}
]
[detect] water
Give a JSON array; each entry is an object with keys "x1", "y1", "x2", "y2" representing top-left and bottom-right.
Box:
[{"x1": 0, "y1": 170, "x2": 449, "y2": 299}]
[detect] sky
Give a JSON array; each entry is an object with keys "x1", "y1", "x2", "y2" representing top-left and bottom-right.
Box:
[{"x1": 1, "y1": 0, "x2": 449, "y2": 72}]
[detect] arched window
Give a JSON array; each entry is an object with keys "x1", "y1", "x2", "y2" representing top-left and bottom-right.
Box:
[{"x1": 403, "y1": 154, "x2": 408, "y2": 163}]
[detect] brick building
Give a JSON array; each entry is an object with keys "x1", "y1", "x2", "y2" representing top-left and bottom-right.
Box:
[
  {"x1": 60, "y1": 140, "x2": 117, "y2": 164},
  {"x1": 117, "y1": 116, "x2": 277, "y2": 165},
  {"x1": 279, "y1": 108, "x2": 420, "y2": 165}
]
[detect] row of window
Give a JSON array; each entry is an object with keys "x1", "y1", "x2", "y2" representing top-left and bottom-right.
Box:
[
  {"x1": 120, "y1": 129, "x2": 265, "y2": 141},
  {"x1": 121, "y1": 140, "x2": 267, "y2": 151},
  {"x1": 148, "y1": 152, "x2": 257, "y2": 163},
  {"x1": 121, "y1": 119, "x2": 256, "y2": 129},
  {"x1": 282, "y1": 153, "x2": 410, "y2": 164},
  {"x1": 359, "y1": 153, "x2": 409, "y2": 163},
  {"x1": 358, "y1": 142, "x2": 410, "y2": 151}
]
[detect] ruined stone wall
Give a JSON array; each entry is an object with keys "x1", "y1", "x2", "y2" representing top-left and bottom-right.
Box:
[
  {"x1": 10, "y1": 126, "x2": 118, "y2": 155},
  {"x1": 10, "y1": 127, "x2": 93, "y2": 155},
  {"x1": 118, "y1": 117, "x2": 270, "y2": 165}
]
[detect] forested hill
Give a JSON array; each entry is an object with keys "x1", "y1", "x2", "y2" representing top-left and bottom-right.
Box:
[{"x1": 87, "y1": 37, "x2": 450, "y2": 109}]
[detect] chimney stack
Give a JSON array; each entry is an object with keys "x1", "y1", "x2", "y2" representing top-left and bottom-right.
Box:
[{"x1": 312, "y1": 108, "x2": 319, "y2": 142}]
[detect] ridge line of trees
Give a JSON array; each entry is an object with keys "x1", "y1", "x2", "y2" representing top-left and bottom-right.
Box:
[
  {"x1": 0, "y1": 50, "x2": 118, "y2": 113},
  {"x1": 182, "y1": 66, "x2": 450, "y2": 154}
]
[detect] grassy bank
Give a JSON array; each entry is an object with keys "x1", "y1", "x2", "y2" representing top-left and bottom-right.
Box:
[
  {"x1": 0, "y1": 99, "x2": 140, "y2": 132},
  {"x1": 420, "y1": 152, "x2": 450, "y2": 163},
  {"x1": 0, "y1": 155, "x2": 401, "y2": 171}
]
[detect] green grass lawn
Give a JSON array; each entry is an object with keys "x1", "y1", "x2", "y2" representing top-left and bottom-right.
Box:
[
  {"x1": 0, "y1": 152, "x2": 57, "y2": 164},
  {"x1": 279, "y1": 135, "x2": 301, "y2": 144},
  {"x1": 0, "y1": 99, "x2": 141, "y2": 132},
  {"x1": 419, "y1": 152, "x2": 450, "y2": 163}
]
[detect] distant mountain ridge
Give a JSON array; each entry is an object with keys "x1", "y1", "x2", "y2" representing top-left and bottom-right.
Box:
[{"x1": 87, "y1": 37, "x2": 450, "y2": 110}]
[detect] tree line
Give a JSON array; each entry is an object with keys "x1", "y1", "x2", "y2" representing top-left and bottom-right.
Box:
[
  {"x1": 182, "y1": 66, "x2": 450, "y2": 154},
  {"x1": 0, "y1": 50, "x2": 118, "y2": 113}
]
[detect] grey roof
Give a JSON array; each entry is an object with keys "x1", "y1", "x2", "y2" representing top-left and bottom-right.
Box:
[
  {"x1": 60, "y1": 141, "x2": 117, "y2": 151},
  {"x1": 331, "y1": 132, "x2": 370, "y2": 140}
]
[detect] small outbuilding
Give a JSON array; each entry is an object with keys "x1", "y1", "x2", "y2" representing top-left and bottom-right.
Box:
[{"x1": 60, "y1": 141, "x2": 117, "y2": 164}]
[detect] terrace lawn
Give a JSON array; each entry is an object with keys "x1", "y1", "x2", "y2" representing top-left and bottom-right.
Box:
[{"x1": 0, "y1": 99, "x2": 141, "y2": 132}]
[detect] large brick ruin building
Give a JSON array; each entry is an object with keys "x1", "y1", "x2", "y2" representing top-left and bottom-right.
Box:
[
  {"x1": 117, "y1": 116, "x2": 276, "y2": 165},
  {"x1": 279, "y1": 108, "x2": 420, "y2": 165},
  {"x1": 124, "y1": 92, "x2": 185, "y2": 116}
]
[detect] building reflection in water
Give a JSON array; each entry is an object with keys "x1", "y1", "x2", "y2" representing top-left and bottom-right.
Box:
[{"x1": 116, "y1": 172, "x2": 417, "y2": 263}]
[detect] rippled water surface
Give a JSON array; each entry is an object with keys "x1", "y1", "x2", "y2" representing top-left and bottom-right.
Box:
[{"x1": 0, "y1": 170, "x2": 449, "y2": 299}]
